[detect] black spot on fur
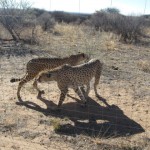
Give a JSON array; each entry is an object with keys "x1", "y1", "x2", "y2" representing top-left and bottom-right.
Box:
[
  {"x1": 46, "y1": 73, "x2": 51, "y2": 78},
  {"x1": 10, "y1": 78, "x2": 16, "y2": 82}
]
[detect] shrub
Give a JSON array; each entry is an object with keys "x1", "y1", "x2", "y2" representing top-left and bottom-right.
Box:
[
  {"x1": 38, "y1": 12, "x2": 55, "y2": 31},
  {"x1": 89, "y1": 11, "x2": 144, "y2": 43},
  {"x1": 52, "y1": 11, "x2": 90, "y2": 24},
  {"x1": 101, "y1": 7, "x2": 120, "y2": 14},
  {"x1": 114, "y1": 15, "x2": 144, "y2": 42},
  {"x1": 33, "y1": 8, "x2": 46, "y2": 18}
]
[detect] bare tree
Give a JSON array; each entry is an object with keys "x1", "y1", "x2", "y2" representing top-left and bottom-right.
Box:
[{"x1": 0, "y1": 0, "x2": 33, "y2": 41}]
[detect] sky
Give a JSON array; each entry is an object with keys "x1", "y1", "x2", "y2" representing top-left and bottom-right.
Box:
[{"x1": 27, "y1": 0, "x2": 150, "y2": 15}]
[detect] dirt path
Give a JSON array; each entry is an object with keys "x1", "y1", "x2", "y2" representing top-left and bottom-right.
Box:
[{"x1": 0, "y1": 47, "x2": 149, "y2": 149}]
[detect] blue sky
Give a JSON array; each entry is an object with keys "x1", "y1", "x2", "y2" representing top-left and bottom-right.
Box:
[{"x1": 28, "y1": 0, "x2": 150, "y2": 15}]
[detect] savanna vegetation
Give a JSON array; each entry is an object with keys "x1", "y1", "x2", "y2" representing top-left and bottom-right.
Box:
[{"x1": 0, "y1": 0, "x2": 149, "y2": 150}]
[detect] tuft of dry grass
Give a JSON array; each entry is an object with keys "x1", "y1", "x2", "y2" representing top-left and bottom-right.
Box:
[
  {"x1": 137, "y1": 60, "x2": 150, "y2": 73},
  {"x1": 101, "y1": 32, "x2": 120, "y2": 51},
  {"x1": 51, "y1": 118, "x2": 62, "y2": 132}
]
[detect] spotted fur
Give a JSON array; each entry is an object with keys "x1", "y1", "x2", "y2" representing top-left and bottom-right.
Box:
[
  {"x1": 10, "y1": 53, "x2": 89, "y2": 101},
  {"x1": 38, "y1": 59, "x2": 103, "y2": 108}
]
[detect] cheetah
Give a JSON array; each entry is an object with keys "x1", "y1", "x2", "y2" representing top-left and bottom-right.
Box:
[
  {"x1": 10, "y1": 53, "x2": 89, "y2": 101},
  {"x1": 37, "y1": 59, "x2": 103, "y2": 108}
]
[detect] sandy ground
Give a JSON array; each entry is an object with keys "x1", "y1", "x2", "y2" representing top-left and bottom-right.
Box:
[{"x1": 0, "y1": 45, "x2": 149, "y2": 149}]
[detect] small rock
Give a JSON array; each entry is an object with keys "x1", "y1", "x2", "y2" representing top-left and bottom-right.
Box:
[{"x1": 111, "y1": 66, "x2": 119, "y2": 70}]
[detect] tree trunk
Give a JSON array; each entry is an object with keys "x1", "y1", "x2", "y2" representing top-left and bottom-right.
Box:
[{"x1": 7, "y1": 27, "x2": 19, "y2": 41}]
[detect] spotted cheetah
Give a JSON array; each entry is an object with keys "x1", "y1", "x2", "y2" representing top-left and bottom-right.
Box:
[
  {"x1": 10, "y1": 53, "x2": 89, "y2": 101},
  {"x1": 37, "y1": 59, "x2": 103, "y2": 108}
]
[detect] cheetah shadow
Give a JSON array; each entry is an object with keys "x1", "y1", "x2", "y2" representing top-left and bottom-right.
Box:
[{"x1": 16, "y1": 94, "x2": 145, "y2": 138}]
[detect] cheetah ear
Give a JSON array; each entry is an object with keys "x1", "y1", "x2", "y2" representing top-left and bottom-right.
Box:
[{"x1": 46, "y1": 73, "x2": 51, "y2": 78}]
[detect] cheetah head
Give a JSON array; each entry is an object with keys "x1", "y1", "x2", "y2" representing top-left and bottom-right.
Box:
[{"x1": 69, "y1": 52, "x2": 90, "y2": 65}]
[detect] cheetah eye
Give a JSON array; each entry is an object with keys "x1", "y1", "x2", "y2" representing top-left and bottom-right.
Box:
[{"x1": 46, "y1": 73, "x2": 51, "y2": 78}]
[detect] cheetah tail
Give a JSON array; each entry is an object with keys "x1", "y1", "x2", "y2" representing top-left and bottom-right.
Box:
[{"x1": 10, "y1": 78, "x2": 21, "y2": 83}]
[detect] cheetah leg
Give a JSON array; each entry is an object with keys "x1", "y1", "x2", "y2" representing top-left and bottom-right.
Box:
[
  {"x1": 57, "y1": 88, "x2": 68, "y2": 109},
  {"x1": 17, "y1": 73, "x2": 35, "y2": 101},
  {"x1": 80, "y1": 83, "x2": 90, "y2": 98},
  {"x1": 94, "y1": 71, "x2": 101, "y2": 96},
  {"x1": 94, "y1": 82, "x2": 99, "y2": 96},
  {"x1": 74, "y1": 86, "x2": 87, "y2": 107},
  {"x1": 17, "y1": 80, "x2": 26, "y2": 101},
  {"x1": 85, "y1": 83, "x2": 90, "y2": 97},
  {"x1": 33, "y1": 79, "x2": 45, "y2": 98}
]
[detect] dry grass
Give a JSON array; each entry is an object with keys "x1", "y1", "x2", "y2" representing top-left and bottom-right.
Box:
[
  {"x1": 0, "y1": 22, "x2": 150, "y2": 150},
  {"x1": 51, "y1": 118, "x2": 62, "y2": 132},
  {"x1": 101, "y1": 32, "x2": 120, "y2": 51},
  {"x1": 137, "y1": 60, "x2": 150, "y2": 73},
  {"x1": 0, "y1": 23, "x2": 120, "y2": 56},
  {"x1": 0, "y1": 25, "x2": 11, "y2": 39},
  {"x1": 92, "y1": 135, "x2": 150, "y2": 150},
  {"x1": 26, "y1": 23, "x2": 121, "y2": 57},
  {"x1": 143, "y1": 27, "x2": 150, "y2": 36}
]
